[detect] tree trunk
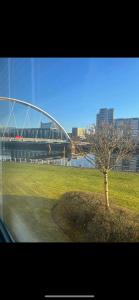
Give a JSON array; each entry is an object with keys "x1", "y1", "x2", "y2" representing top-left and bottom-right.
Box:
[{"x1": 103, "y1": 171, "x2": 109, "y2": 209}]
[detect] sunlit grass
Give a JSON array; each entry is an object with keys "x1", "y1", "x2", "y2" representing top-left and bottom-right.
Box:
[
  {"x1": 3, "y1": 162, "x2": 139, "y2": 211},
  {"x1": 2, "y1": 162, "x2": 139, "y2": 241}
]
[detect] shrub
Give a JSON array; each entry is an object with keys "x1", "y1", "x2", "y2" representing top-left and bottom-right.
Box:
[{"x1": 52, "y1": 191, "x2": 139, "y2": 242}]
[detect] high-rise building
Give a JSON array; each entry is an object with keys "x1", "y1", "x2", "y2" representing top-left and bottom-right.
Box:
[
  {"x1": 115, "y1": 118, "x2": 139, "y2": 137},
  {"x1": 96, "y1": 108, "x2": 114, "y2": 128}
]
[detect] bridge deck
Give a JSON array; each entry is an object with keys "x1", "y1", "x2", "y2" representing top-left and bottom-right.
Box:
[{"x1": 0, "y1": 137, "x2": 69, "y2": 143}]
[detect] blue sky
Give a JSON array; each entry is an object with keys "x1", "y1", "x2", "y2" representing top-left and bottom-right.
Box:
[{"x1": 0, "y1": 57, "x2": 139, "y2": 132}]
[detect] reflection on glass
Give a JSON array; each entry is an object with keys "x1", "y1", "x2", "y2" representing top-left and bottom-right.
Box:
[
  {"x1": 0, "y1": 138, "x2": 3, "y2": 219},
  {"x1": 1, "y1": 58, "x2": 139, "y2": 243},
  {"x1": 1, "y1": 99, "x2": 72, "y2": 241}
]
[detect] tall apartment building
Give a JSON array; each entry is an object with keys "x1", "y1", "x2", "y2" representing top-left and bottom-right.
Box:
[
  {"x1": 96, "y1": 108, "x2": 114, "y2": 128},
  {"x1": 115, "y1": 118, "x2": 139, "y2": 137}
]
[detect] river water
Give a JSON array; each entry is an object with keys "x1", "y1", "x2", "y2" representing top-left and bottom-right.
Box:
[
  {"x1": 0, "y1": 151, "x2": 94, "y2": 168},
  {"x1": 0, "y1": 149, "x2": 139, "y2": 172}
]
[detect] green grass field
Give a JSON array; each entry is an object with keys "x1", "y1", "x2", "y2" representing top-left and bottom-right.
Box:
[{"x1": 2, "y1": 162, "x2": 139, "y2": 242}]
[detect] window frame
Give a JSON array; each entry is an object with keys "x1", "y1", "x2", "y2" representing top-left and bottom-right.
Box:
[{"x1": 0, "y1": 218, "x2": 15, "y2": 242}]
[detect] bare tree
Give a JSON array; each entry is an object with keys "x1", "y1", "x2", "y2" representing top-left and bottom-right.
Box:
[{"x1": 75, "y1": 123, "x2": 136, "y2": 209}]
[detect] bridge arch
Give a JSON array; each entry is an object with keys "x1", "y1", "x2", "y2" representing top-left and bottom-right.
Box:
[{"x1": 0, "y1": 97, "x2": 71, "y2": 143}]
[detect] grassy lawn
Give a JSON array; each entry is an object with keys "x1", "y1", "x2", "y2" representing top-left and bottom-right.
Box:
[{"x1": 1, "y1": 162, "x2": 139, "y2": 241}]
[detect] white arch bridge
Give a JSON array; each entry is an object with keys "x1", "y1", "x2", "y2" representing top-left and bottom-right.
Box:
[{"x1": 0, "y1": 97, "x2": 71, "y2": 143}]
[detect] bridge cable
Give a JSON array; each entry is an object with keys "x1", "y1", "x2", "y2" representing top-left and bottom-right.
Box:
[
  {"x1": 35, "y1": 114, "x2": 42, "y2": 139},
  {"x1": 3, "y1": 101, "x2": 16, "y2": 137},
  {"x1": 21, "y1": 107, "x2": 31, "y2": 137}
]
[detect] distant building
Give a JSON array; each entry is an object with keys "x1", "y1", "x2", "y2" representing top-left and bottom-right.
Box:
[
  {"x1": 0, "y1": 126, "x2": 64, "y2": 139},
  {"x1": 87, "y1": 124, "x2": 95, "y2": 135},
  {"x1": 72, "y1": 128, "x2": 86, "y2": 138},
  {"x1": 96, "y1": 108, "x2": 114, "y2": 128},
  {"x1": 115, "y1": 118, "x2": 139, "y2": 137},
  {"x1": 40, "y1": 122, "x2": 57, "y2": 129}
]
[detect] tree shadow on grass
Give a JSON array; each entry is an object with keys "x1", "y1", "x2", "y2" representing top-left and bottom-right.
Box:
[{"x1": 2, "y1": 195, "x2": 71, "y2": 242}]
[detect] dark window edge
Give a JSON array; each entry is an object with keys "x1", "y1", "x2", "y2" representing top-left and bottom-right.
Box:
[{"x1": 0, "y1": 218, "x2": 15, "y2": 243}]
